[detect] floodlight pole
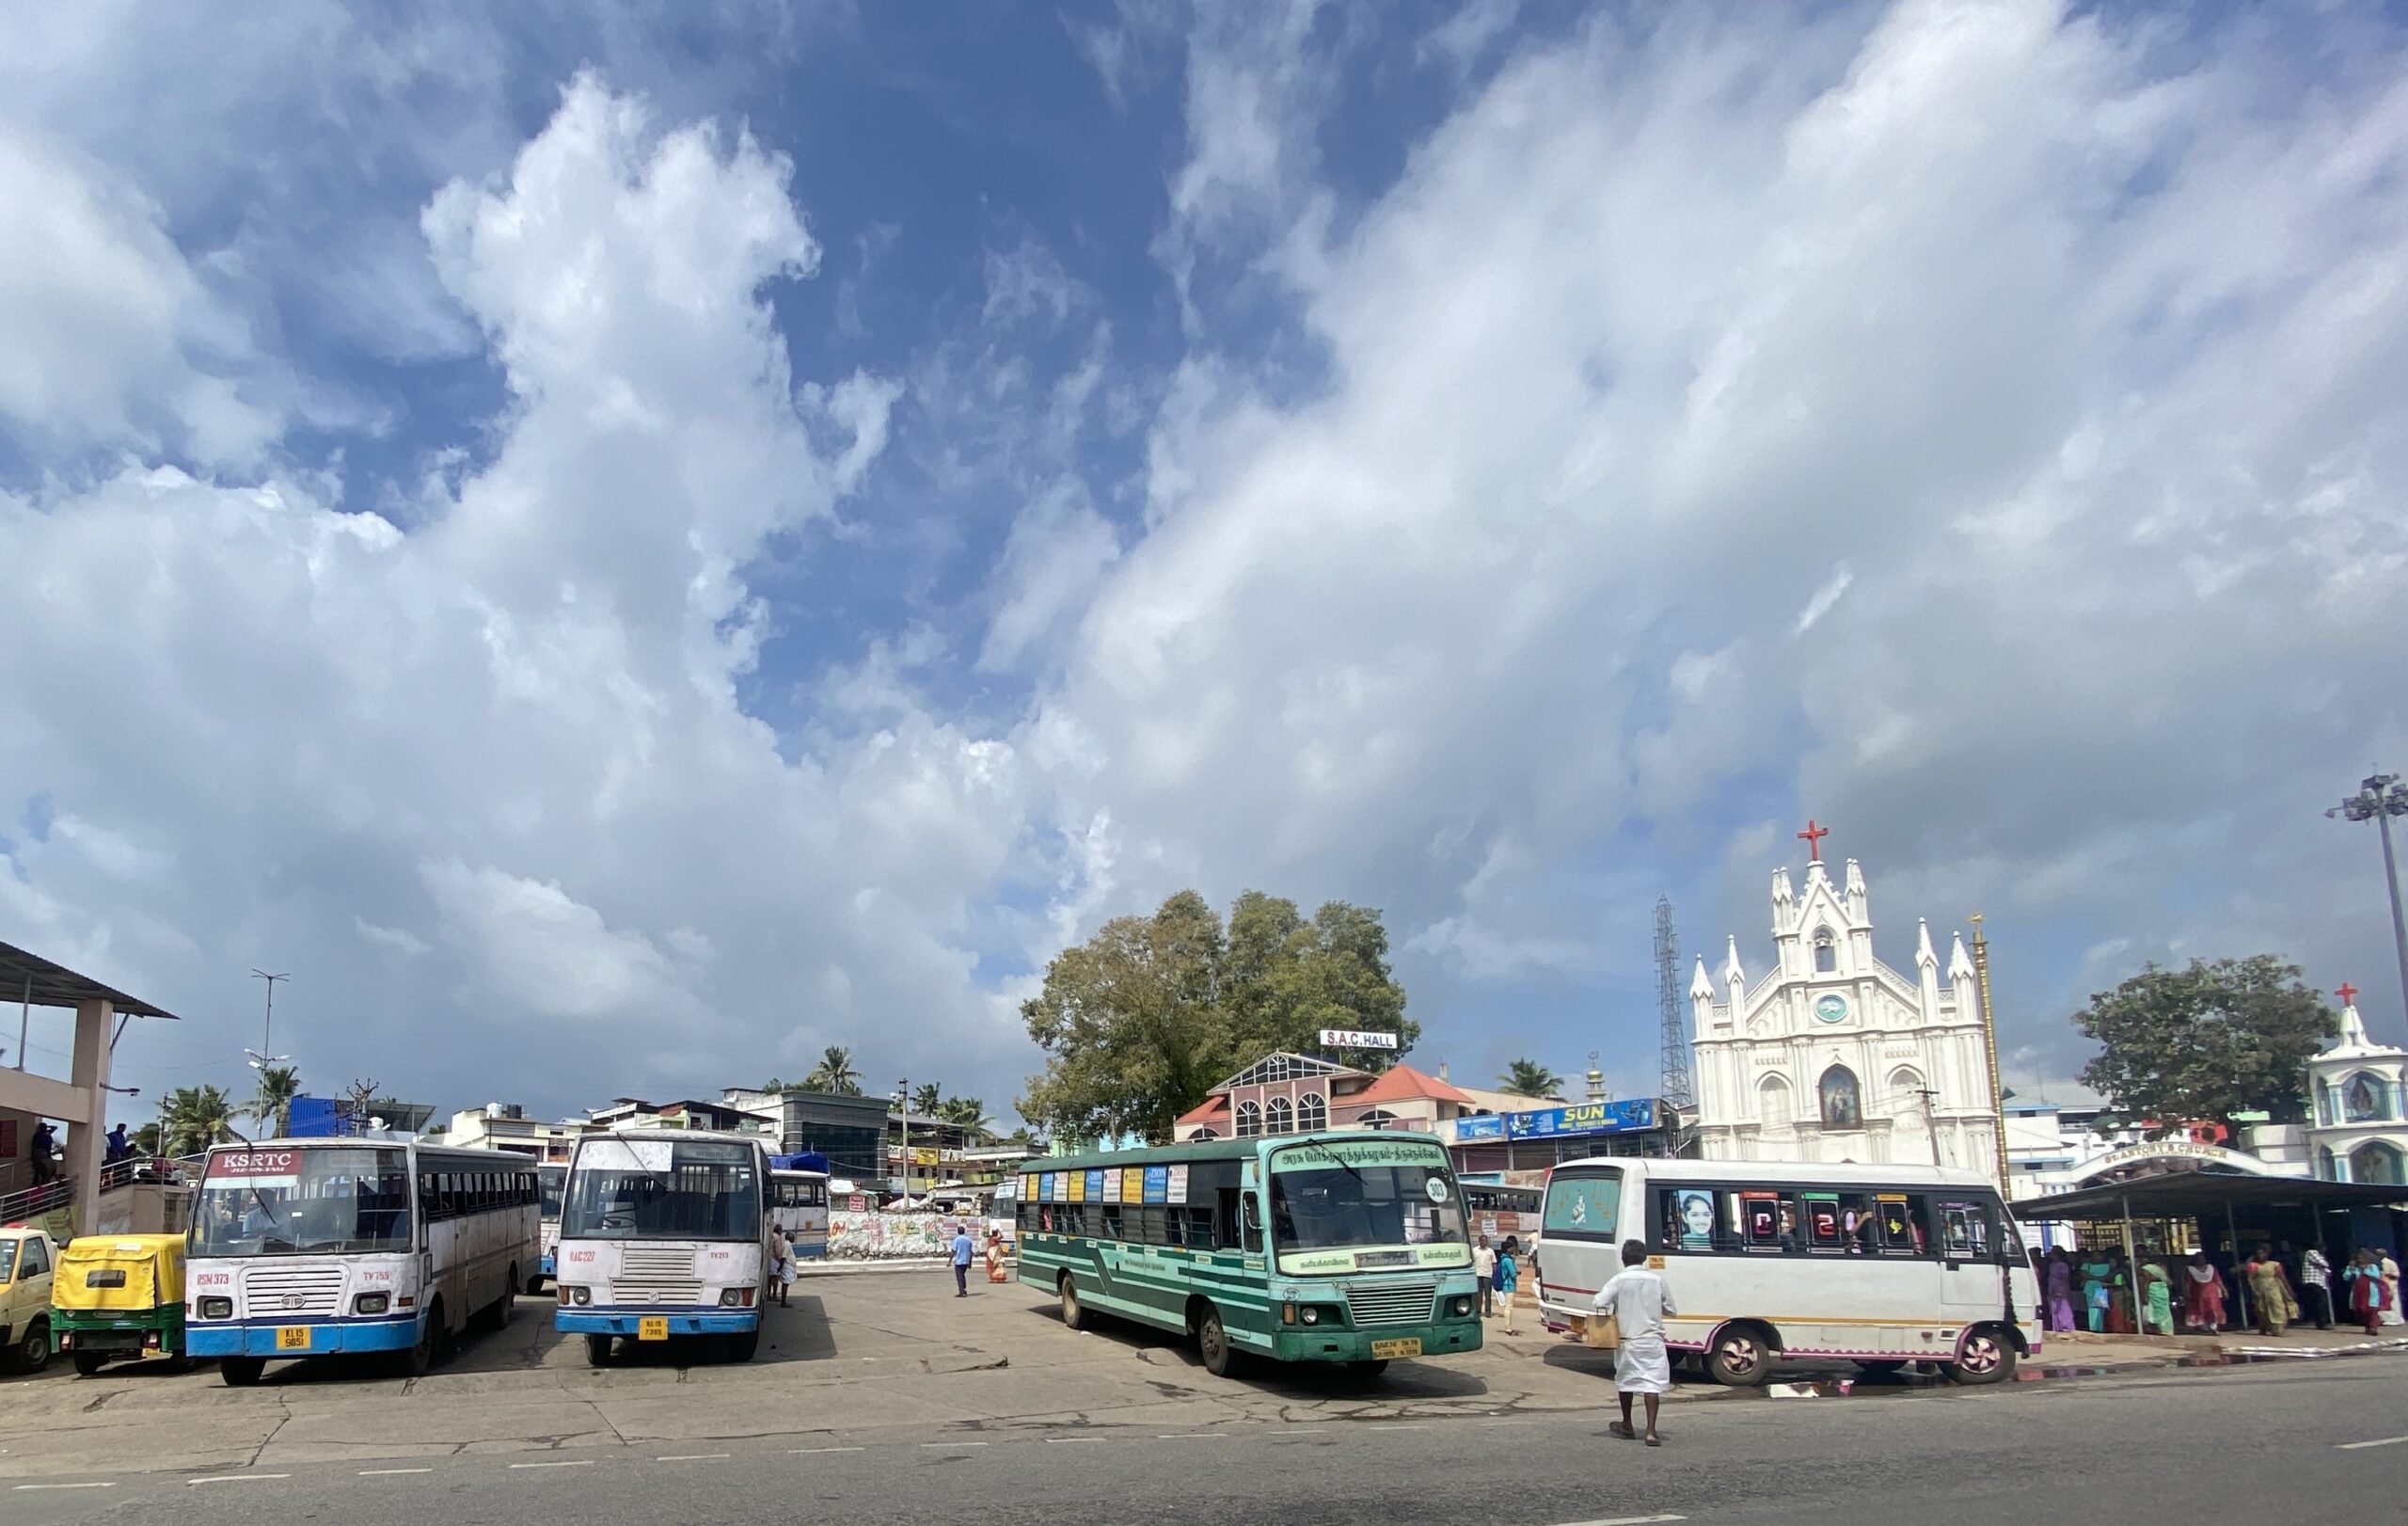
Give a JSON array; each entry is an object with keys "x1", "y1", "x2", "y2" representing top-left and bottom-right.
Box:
[
  {"x1": 2326, "y1": 772, "x2": 2408, "y2": 1034},
  {"x1": 250, "y1": 969, "x2": 289, "y2": 1057}
]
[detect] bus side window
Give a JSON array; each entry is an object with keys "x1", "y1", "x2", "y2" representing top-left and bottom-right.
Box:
[
  {"x1": 1660, "y1": 1186, "x2": 1724, "y2": 1253},
  {"x1": 1801, "y1": 1193, "x2": 1844, "y2": 1252},
  {"x1": 1877, "y1": 1195, "x2": 1928, "y2": 1257}
]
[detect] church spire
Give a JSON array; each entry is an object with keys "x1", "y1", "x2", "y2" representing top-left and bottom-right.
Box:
[
  {"x1": 1689, "y1": 955, "x2": 1716, "y2": 1003},
  {"x1": 1948, "y1": 933, "x2": 1975, "y2": 985},
  {"x1": 1915, "y1": 918, "x2": 1938, "y2": 968},
  {"x1": 2336, "y1": 983, "x2": 2373, "y2": 1051},
  {"x1": 1915, "y1": 917, "x2": 1942, "y2": 1021},
  {"x1": 1723, "y1": 935, "x2": 1746, "y2": 993}
]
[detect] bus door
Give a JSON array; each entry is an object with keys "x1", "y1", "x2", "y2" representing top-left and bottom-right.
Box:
[{"x1": 1934, "y1": 1195, "x2": 2012, "y2": 1329}]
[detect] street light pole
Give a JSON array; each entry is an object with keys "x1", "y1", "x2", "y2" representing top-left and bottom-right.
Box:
[
  {"x1": 896, "y1": 1078, "x2": 910, "y2": 1206},
  {"x1": 249, "y1": 969, "x2": 289, "y2": 1057},
  {"x1": 2326, "y1": 771, "x2": 2408, "y2": 1035}
]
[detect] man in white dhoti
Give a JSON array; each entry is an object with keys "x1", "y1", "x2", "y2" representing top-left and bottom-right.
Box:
[{"x1": 1592, "y1": 1238, "x2": 1675, "y2": 1446}]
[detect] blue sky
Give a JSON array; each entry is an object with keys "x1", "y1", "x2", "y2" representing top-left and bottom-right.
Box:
[{"x1": 3, "y1": 0, "x2": 2405, "y2": 1125}]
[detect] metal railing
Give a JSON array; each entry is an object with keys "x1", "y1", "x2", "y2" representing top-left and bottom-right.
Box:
[{"x1": 0, "y1": 1175, "x2": 73, "y2": 1225}]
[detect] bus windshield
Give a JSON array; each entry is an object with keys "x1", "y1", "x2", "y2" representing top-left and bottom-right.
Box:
[
  {"x1": 563, "y1": 1138, "x2": 760, "y2": 1241},
  {"x1": 192, "y1": 1147, "x2": 413, "y2": 1257},
  {"x1": 1268, "y1": 1144, "x2": 1465, "y2": 1251},
  {"x1": 539, "y1": 1165, "x2": 566, "y2": 1218}
]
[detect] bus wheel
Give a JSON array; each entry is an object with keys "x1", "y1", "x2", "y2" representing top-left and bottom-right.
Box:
[
  {"x1": 72, "y1": 1351, "x2": 109, "y2": 1377},
  {"x1": 722, "y1": 1329, "x2": 760, "y2": 1363},
  {"x1": 584, "y1": 1335, "x2": 614, "y2": 1368},
  {"x1": 1707, "y1": 1325, "x2": 1772, "y2": 1387},
  {"x1": 219, "y1": 1357, "x2": 266, "y2": 1388},
  {"x1": 1196, "y1": 1305, "x2": 1238, "y2": 1379},
  {"x1": 1945, "y1": 1327, "x2": 2017, "y2": 1386},
  {"x1": 1058, "y1": 1276, "x2": 1086, "y2": 1331}
]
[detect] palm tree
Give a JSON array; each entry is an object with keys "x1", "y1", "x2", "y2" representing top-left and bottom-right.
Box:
[
  {"x1": 1497, "y1": 1058, "x2": 1564, "y2": 1099},
  {"x1": 160, "y1": 1085, "x2": 240, "y2": 1157},
  {"x1": 939, "y1": 1097, "x2": 994, "y2": 1139},
  {"x1": 248, "y1": 1065, "x2": 301, "y2": 1136},
  {"x1": 911, "y1": 1082, "x2": 944, "y2": 1117},
  {"x1": 804, "y1": 1046, "x2": 863, "y2": 1096}
]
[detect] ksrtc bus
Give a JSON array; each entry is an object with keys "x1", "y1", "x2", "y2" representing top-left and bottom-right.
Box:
[
  {"x1": 1459, "y1": 1182, "x2": 1542, "y2": 1241},
  {"x1": 769, "y1": 1168, "x2": 831, "y2": 1260},
  {"x1": 1530, "y1": 1158, "x2": 2040, "y2": 1386},
  {"x1": 553, "y1": 1130, "x2": 770, "y2": 1366},
  {"x1": 186, "y1": 1139, "x2": 541, "y2": 1385},
  {"x1": 1015, "y1": 1132, "x2": 1482, "y2": 1378},
  {"x1": 533, "y1": 1162, "x2": 566, "y2": 1293}
]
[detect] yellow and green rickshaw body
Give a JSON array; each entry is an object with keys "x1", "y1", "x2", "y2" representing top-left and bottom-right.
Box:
[{"x1": 51, "y1": 1234, "x2": 188, "y2": 1369}]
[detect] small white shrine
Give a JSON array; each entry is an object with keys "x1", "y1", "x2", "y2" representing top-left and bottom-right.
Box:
[{"x1": 2306, "y1": 983, "x2": 2408, "y2": 1185}]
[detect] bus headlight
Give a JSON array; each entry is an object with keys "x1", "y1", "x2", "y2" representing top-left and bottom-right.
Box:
[
  {"x1": 719, "y1": 1287, "x2": 755, "y2": 1308},
  {"x1": 1300, "y1": 1306, "x2": 1323, "y2": 1326},
  {"x1": 559, "y1": 1284, "x2": 591, "y2": 1306},
  {"x1": 1449, "y1": 1296, "x2": 1475, "y2": 1318},
  {"x1": 355, "y1": 1293, "x2": 389, "y2": 1315},
  {"x1": 198, "y1": 1296, "x2": 232, "y2": 1320}
]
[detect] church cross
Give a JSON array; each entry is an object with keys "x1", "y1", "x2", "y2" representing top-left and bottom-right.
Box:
[
  {"x1": 2337, "y1": 982, "x2": 2358, "y2": 1007},
  {"x1": 1797, "y1": 819, "x2": 1830, "y2": 861}
]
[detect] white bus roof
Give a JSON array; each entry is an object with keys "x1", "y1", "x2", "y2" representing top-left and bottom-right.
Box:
[
  {"x1": 1548, "y1": 1157, "x2": 2003, "y2": 1190},
  {"x1": 578, "y1": 1127, "x2": 765, "y2": 1148}
]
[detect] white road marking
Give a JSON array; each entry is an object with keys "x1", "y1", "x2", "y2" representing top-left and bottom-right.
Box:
[
  {"x1": 2337, "y1": 1435, "x2": 2408, "y2": 1450},
  {"x1": 1043, "y1": 1437, "x2": 1104, "y2": 1444},
  {"x1": 657, "y1": 1454, "x2": 732, "y2": 1461},
  {"x1": 1157, "y1": 1433, "x2": 1227, "y2": 1439},
  {"x1": 189, "y1": 1473, "x2": 291, "y2": 1486},
  {"x1": 1547, "y1": 1516, "x2": 1687, "y2": 1525},
  {"x1": 13, "y1": 1483, "x2": 116, "y2": 1491},
  {"x1": 789, "y1": 1446, "x2": 864, "y2": 1454},
  {"x1": 509, "y1": 1460, "x2": 594, "y2": 1470},
  {"x1": 358, "y1": 1468, "x2": 434, "y2": 1476},
  {"x1": 918, "y1": 1440, "x2": 989, "y2": 1448}
]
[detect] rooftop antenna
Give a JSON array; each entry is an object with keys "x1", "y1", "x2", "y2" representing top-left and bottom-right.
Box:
[{"x1": 1655, "y1": 897, "x2": 1693, "y2": 1108}]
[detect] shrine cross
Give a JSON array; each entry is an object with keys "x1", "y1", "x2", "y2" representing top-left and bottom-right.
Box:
[
  {"x1": 2337, "y1": 981, "x2": 2358, "y2": 1007},
  {"x1": 1798, "y1": 819, "x2": 1830, "y2": 861}
]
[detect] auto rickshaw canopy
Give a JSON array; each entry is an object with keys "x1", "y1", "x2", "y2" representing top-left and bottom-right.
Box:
[{"x1": 50, "y1": 1234, "x2": 186, "y2": 1311}]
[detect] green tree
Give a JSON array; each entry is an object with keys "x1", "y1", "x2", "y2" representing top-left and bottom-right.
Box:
[
  {"x1": 804, "y1": 1046, "x2": 863, "y2": 1095},
  {"x1": 1020, "y1": 887, "x2": 1413, "y2": 1143},
  {"x1": 940, "y1": 1096, "x2": 994, "y2": 1138},
  {"x1": 160, "y1": 1085, "x2": 240, "y2": 1156},
  {"x1": 2075, "y1": 956, "x2": 2336, "y2": 1137},
  {"x1": 132, "y1": 1121, "x2": 163, "y2": 1157},
  {"x1": 247, "y1": 1065, "x2": 301, "y2": 1136},
  {"x1": 1497, "y1": 1058, "x2": 1564, "y2": 1098},
  {"x1": 911, "y1": 1083, "x2": 944, "y2": 1117}
]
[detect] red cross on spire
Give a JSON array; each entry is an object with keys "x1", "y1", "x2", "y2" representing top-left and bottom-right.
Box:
[
  {"x1": 2337, "y1": 981, "x2": 2359, "y2": 1007},
  {"x1": 1798, "y1": 819, "x2": 1830, "y2": 862}
]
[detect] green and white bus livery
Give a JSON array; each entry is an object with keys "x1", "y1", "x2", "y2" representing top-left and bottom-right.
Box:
[{"x1": 1014, "y1": 1132, "x2": 1483, "y2": 1377}]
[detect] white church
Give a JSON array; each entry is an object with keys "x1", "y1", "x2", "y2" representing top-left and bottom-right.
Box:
[{"x1": 1688, "y1": 828, "x2": 2000, "y2": 1173}]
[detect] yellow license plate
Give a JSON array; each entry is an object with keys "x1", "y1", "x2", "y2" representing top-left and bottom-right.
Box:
[
  {"x1": 275, "y1": 1326, "x2": 312, "y2": 1351},
  {"x1": 1370, "y1": 1337, "x2": 1421, "y2": 1359},
  {"x1": 637, "y1": 1317, "x2": 670, "y2": 1342}
]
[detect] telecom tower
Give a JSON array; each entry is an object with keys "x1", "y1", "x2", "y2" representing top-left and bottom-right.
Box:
[{"x1": 1655, "y1": 896, "x2": 1693, "y2": 1108}]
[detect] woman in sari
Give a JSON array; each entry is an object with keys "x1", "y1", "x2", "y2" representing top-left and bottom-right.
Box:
[
  {"x1": 984, "y1": 1229, "x2": 1009, "y2": 1283},
  {"x1": 2181, "y1": 1251, "x2": 2226, "y2": 1332},
  {"x1": 2343, "y1": 1248, "x2": 2390, "y2": 1336},
  {"x1": 2079, "y1": 1253, "x2": 2114, "y2": 1333},
  {"x1": 2140, "y1": 1260, "x2": 2174, "y2": 1335},
  {"x1": 2044, "y1": 1248, "x2": 2077, "y2": 1332},
  {"x1": 2246, "y1": 1245, "x2": 2296, "y2": 1336}
]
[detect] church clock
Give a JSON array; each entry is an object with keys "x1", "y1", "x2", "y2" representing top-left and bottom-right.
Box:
[{"x1": 1813, "y1": 993, "x2": 1849, "y2": 1024}]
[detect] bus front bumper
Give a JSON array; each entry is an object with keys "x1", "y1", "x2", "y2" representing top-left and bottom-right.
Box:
[
  {"x1": 187, "y1": 1315, "x2": 421, "y2": 1358},
  {"x1": 1269, "y1": 1322, "x2": 1483, "y2": 1362},
  {"x1": 555, "y1": 1310, "x2": 760, "y2": 1337}
]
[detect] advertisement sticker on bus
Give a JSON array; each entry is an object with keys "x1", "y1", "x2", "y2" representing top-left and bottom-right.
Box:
[
  {"x1": 1165, "y1": 1165, "x2": 1188, "y2": 1205},
  {"x1": 204, "y1": 1149, "x2": 301, "y2": 1186},
  {"x1": 1084, "y1": 1169, "x2": 1105, "y2": 1202},
  {"x1": 1104, "y1": 1168, "x2": 1125, "y2": 1203},
  {"x1": 1067, "y1": 1171, "x2": 1086, "y2": 1203},
  {"x1": 1142, "y1": 1166, "x2": 1168, "y2": 1204}
]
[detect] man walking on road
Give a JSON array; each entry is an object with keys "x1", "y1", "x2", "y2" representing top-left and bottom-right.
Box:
[
  {"x1": 1594, "y1": 1238, "x2": 1675, "y2": 1448},
  {"x1": 951, "y1": 1224, "x2": 974, "y2": 1296}
]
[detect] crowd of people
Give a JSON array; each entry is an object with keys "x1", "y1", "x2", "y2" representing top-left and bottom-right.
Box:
[{"x1": 2033, "y1": 1241, "x2": 2402, "y2": 1339}]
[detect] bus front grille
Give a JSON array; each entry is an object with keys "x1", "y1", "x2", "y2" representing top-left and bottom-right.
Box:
[
  {"x1": 241, "y1": 1264, "x2": 345, "y2": 1316},
  {"x1": 1345, "y1": 1280, "x2": 1438, "y2": 1328},
  {"x1": 619, "y1": 1246, "x2": 699, "y2": 1280}
]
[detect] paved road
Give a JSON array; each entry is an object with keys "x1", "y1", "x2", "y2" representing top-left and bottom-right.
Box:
[{"x1": 6, "y1": 1268, "x2": 2402, "y2": 1524}]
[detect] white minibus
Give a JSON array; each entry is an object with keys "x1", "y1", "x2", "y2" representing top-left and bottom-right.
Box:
[
  {"x1": 1531, "y1": 1158, "x2": 2040, "y2": 1386},
  {"x1": 769, "y1": 1168, "x2": 831, "y2": 1261},
  {"x1": 553, "y1": 1129, "x2": 770, "y2": 1365},
  {"x1": 186, "y1": 1139, "x2": 540, "y2": 1385},
  {"x1": 533, "y1": 1161, "x2": 566, "y2": 1292}
]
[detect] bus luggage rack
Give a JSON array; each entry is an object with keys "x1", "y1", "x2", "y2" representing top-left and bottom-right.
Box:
[{"x1": 1344, "y1": 1280, "x2": 1439, "y2": 1328}]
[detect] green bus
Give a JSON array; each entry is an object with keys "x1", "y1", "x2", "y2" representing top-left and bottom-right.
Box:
[{"x1": 1013, "y1": 1132, "x2": 1483, "y2": 1377}]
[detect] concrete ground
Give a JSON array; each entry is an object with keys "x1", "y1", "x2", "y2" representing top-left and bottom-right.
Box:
[{"x1": 4, "y1": 1267, "x2": 2400, "y2": 1494}]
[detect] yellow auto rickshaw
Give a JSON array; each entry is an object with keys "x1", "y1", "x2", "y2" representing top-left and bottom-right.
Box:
[{"x1": 50, "y1": 1234, "x2": 191, "y2": 1375}]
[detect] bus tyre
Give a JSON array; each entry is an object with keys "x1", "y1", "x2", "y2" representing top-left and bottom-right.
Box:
[
  {"x1": 584, "y1": 1335, "x2": 614, "y2": 1368},
  {"x1": 73, "y1": 1350, "x2": 110, "y2": 1377},
  {"x1": 400, "y1": 1305, "x2": 438, "y2": 1377},
  {"x1": 219, "y1": 1357, "x2": 265, "y2": 1388},
  {"x1": 722, "y1": 1329, "x2": 760, "y2": 1362},
  {"x1": 1945, "y1": 1327, "x2": 2016, "y2": 1386},
  {"x1": 1058, "y1": 1277, "x2": 1085, "y2": 1331},
  {"x1": 1196, "y1": 1305, "x2": 1238, "y2": 1379},
  {"x1": 1707, "y1": 1325, "x2": 1772, "y2": 1387}
]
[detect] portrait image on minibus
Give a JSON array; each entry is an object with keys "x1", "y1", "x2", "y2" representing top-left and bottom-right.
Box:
[{"x1": 1532, "y1": 1158, "x2": 2038, "y2": 1387}]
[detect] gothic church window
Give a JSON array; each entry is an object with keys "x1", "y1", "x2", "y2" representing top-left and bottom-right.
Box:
[
  {"x1": 2351, "y1": 1141, "x2": 2404, "y2": 1185},
  {"x1": 1818, "y1": 1065, "x2": 1861, "y2": 1130},
  {"x1": 2343, "y1": 1073, "x2": 2390, "y2": 1122},
  {"x1": 1813, "y1": 930, "x2": 1837, "y2": 973}
]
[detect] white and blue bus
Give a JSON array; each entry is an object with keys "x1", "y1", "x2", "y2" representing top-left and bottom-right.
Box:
[
  {"x1": 186, "y1": 1139, "x2": 540, "y2": 1385},
  {"x1": 553, "y1": 1129, "x2": 770, "y2": 1366},
  {"x1": 533, "y1": 1162, "x2": 566, "y2": 1292},
  {"x1": 769, "y1": 1168, "x2": 831, "y2": 1261}
]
